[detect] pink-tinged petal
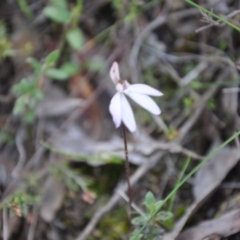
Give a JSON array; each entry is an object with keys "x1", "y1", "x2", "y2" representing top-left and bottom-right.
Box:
[
  {"x1": 126, "y1": 92, "x2": 161, "y2": 115},
  {"x1": 125, "y1": 84, "x2": 163, "y2": 96},
  {"x1": 121, "y1": 94, "x2": 136, "y2": 132},
  {"x1": 109, "y1": 92, "x2": 122, "y2": 128},
  {"x1": 110, "y1": 62, "x2": 120, "y2": 83}
]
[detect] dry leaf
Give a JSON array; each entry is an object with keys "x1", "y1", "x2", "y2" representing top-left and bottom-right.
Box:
[
  {"x1": 193, "y1": 147, "x2": 240, "y2": 200},
  {"x1": 40, "y1": 177, "x2": 65, "y2": 222},
  {"x1": 177, "y1": 209, "x2": 240, "y2": 240}
]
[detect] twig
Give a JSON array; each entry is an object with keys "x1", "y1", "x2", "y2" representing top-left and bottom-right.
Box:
[
  {"x1": 3, "y1": 209, "x2": 8, "y2": 240},
  {"x1": 152, "y1": 115, "x2": 169, "y2": 133},
  {"x1": 177, "y1": 70, "x2": 229, "y2": 142},
  {"x1": 132, "y1": 141, "x2": 204, "y2": 161},
  {"x1": 116, "y1": 190, "x2": 144, "y2": 216},
  {"x1": 196, "y1": 10, "x2": 240, "y2": 33},
  {"x1": 11, "y1": 126, "x2": 26, "y2": 178},
  {"x1": 121, "y1": 124, "x2": 132, "y2": 207},
  {"x1": 221, "y1": 182, "x2": 240, "y2": 189},
  {"x1": 27, "y1": 207, "x2": 38, "y2": 240},
  {"x1": 129, "y1": 8, "x2": 199, "y2": 84},
  {"x1": 180, "y1": 62, "x2": 208, "y2": 86},
  {"x1": 147, "y1": 48, "x2": 235, "y2": 69},
  {"x1": 234, "y1": 131, "x2": 240, "y2": 148}
]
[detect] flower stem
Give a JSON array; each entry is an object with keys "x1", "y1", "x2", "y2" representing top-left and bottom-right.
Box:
[{"x1": 121, "y1": 123, "x2": 132, "y2": 207}]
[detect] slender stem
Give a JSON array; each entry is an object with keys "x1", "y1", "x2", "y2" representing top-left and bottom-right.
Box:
[{"x1": 121, "y1": 123, "x2": 132, "y2": 207}]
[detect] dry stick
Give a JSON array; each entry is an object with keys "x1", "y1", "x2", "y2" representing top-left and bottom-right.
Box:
[
  {"x1": 2, "y1": 209, "x2": 8, "y2": 240},
  {"x1": 196, "y1": 9, "x2": 240, "y2": 33},
  {"x1": 11, "y1": 126, "x2": 26, "y2": 178},
  {"x1": 176, "y1": 70, "x2": 230, "y2": 143},
  {"x1": 121, "y1": 124, "x2": 132, "y2": 207},
  {"x1": 129, "y1": 8, "x2": 199, "y2": 83},
  {"x1": 27, "y1": 207, "x2": 38, "y2": 240}
]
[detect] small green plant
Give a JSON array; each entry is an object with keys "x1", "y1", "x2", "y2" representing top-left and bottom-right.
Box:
[
  {"x1": 130, "y1": 192, "x2": 172, "y2": 240},
  {"x1": 1, "y1": 174, "x2": 41, "y2": 217},
  {"x1": 12, "y1": 76, "x2": 44, "y2": 123},
  {"x1": 12, "y1": 50, "x2": 80, "y2": 122},
  {"x1": 4, "y1": 191, "x2": 39, "y2": 217},
  {"x1": 43, "y1": 0, "x2": 84, "y2": 51}
]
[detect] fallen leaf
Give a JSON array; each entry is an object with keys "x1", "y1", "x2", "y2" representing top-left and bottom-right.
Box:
[
  {"x1": 193, "y1": 146, "x2": 240, "y2": 200},
  {"x1": 177, "y1": 209, "x2": 240, "y2": 240},
  {"x1": 40, "y1": 177, "x2": 65, "y2": 222}
]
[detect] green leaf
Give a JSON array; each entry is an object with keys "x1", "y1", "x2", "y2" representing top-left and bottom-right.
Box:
[
  {"x1": 162, "y1": 217, "x2": 174, "y2": 230},
  {"x1": 61, "y1": 62, "x2": 79, "y2": 76},
  {"x1": 155, "y1": 211, "x2": 173, "y2": 221},
  {"x1": 130, "y1": 230, "x2": 143, "y2": 240},
  {"x1": 175, "y1": 205, "x2": 186, "y2": 218},
  {"x1": 144, "y1": 192, "x2": 156, "y2": 212},
  {"x1": 154, "y1": 200, "x2": 164, "y2": 211},
  {"x1": 26, "y1": 57, "x2": 41, "y2": 72},
  {"x1": 13, "y1": 96, "x2": 27, "y2": 115},
  {"x1": 46, "y1": 68, "x2": 68, "y2": 80},
  {"x1": 12, "y1": 77, "x2": 37, "y2": 95},
  {"x1": 45, "y1": 50, "x2": 60, "y2": 66},
  {"x1": 43, "y1": 6, "x2": 70, "y2": 23},
  {"x1": 131, "y1": 216, "x2": 149, "y2": 226},
  {"x1": 50, "y1": 0, "x2": 67, "y2": 10},
  {"x1": 66, "y1": 28, "x2": 84, "y2": 51}
]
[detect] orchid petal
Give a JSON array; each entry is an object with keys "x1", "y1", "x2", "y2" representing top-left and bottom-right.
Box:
[
  {"x1": 121, "y1": 94, "x2": 136, "y2": 132},
  {"x1": 110, "y1": 62, "x2": 120, "y2": 83},
  {"x1": 109, "y1": 92, "x2": 122, "y2": 128},
  {"x1": 125, "y1": 84, "x2": 163, "y2": 96},
  {"x1": 126, "y1": 92, "x2": 161, "y2": 115}
]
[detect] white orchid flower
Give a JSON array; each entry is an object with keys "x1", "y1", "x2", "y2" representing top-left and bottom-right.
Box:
[{"x1": 109, "y1": 62, "x2": 163, "y2": 132}]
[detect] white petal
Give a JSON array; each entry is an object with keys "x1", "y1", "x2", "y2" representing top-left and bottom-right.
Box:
[
  {"x1": 121, "y1": 94, "x2": 136, "y2": 132},
  {"x1": 126, "y1": 92, "x2": 161, "y2": 115},
  {"x1": 109, "y1": 92, "x2": 122, "y2": 128},
  {"x1": 125, "y1": 84, "x2": 163, "y2": 96},
  {"x1": 110, "y1": 62, "x2": 120, "y2": 83}
]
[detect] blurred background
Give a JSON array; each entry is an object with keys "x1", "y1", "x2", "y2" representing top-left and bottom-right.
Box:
[{"x1": 1, "y1": 0, "x2": 240, "y2": 239}]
